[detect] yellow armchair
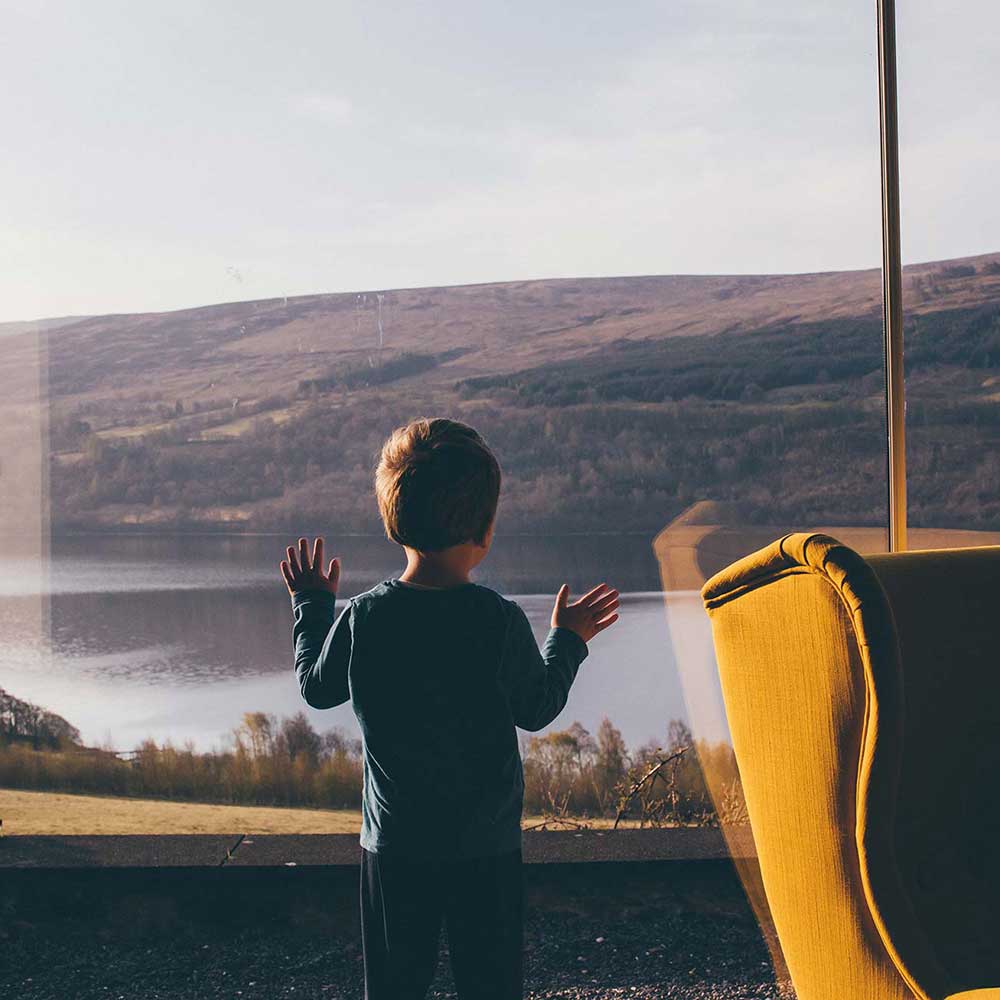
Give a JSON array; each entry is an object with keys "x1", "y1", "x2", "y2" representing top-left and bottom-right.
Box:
[{"x1": 701, "y1": 534, "x2": 1000, "y2": 1000}]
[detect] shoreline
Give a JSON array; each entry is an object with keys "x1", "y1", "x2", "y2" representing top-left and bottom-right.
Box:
[{"x1": 45, "y1": 527, "x2": 667, "y2": 540}]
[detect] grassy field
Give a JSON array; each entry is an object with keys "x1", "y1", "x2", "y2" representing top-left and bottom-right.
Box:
[
  {"x1": 0, "y1": 788, "x2": 364, "y2": 835},
  {"x1": 0, "y1": 787, "x2": 644, "y2": 835}
]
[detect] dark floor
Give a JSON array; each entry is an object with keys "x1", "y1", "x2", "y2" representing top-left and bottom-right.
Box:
[{"x1": 2, "y1": 860, "x2": 793, "y2": 999}]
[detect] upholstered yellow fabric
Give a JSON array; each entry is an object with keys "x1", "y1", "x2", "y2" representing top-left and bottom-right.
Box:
[
  {"x1": 702, "y1": 534, "x2": 1000, "y2": 1000},
  {"x1": 947, "y1": 993, "x2": 1000, "y2": 1000}
]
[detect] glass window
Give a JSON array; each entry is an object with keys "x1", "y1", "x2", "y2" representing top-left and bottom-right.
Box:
[
  {"x1": 0, "y1": 0, "x2": 884, "y2": 917},
  {"x1": 897, "y1": 0, "x2": 1000, "y2": 545}
]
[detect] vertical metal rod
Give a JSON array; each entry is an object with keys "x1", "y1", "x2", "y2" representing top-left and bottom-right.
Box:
[{"x1": 877, "y1": 0, "x2": 907, "y2": 551}]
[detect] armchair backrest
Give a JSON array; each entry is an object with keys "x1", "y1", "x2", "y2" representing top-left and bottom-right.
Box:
[
  {"x1": 701, "y1": 533, "x2": 1000, "y2": 1000},
  {"x1": 865, "y1": 546, "x2": 1000, "y2": 994}
]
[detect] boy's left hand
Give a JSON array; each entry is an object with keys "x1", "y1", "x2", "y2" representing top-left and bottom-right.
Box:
[{"x1": 281, "y1": 536, "x2": 340, "y2": 596}]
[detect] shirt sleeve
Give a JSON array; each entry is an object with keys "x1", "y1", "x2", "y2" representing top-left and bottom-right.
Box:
[
  {"x1": 500, "y1": 603, "x2": 588, "y2": 732},
  {"x1": 291, "y1": 590, "x2": 352, "y2": 709}
]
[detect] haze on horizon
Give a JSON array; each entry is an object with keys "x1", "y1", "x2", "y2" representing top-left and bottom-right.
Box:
[{"x1": 2, "y1": 0, "x2": 998, "y2": 324}]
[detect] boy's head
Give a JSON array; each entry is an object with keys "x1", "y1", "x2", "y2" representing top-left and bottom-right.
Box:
[{"x1": 375, "y1": 418, "x2": 501, "y2": 553}]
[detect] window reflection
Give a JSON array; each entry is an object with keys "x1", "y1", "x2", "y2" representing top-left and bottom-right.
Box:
[{"x1": 898, "y1": 2, "x2": 1000, "y2": 539}]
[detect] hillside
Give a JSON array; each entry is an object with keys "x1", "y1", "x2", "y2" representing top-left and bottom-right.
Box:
[
  {"x1": 10, "y1": 253, "x2": 1000, "y2": 402},
  {"x1": 5, "y1": 252, "x2": 1000, "y2": 534}
]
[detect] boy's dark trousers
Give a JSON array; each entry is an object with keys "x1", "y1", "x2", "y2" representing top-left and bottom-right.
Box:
[{"x1": 360, "y1": 847, "x2": 523, "y2": 1000}]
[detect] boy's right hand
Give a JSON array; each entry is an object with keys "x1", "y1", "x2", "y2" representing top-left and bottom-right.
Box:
[
  {"x1": 551, "y1": 583, "x2": 620, "y2": 644},
  {"x1": 281, "y1": 536, "x2": 341, "y2": 597}
]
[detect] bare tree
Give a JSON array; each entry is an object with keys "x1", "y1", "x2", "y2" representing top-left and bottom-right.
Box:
[
  {"x1": 235, "y1": 712, "x2": 276, "y2": 759},
  {"x1": 280, "y1": 712, "x2": 322, "y2": 765}
]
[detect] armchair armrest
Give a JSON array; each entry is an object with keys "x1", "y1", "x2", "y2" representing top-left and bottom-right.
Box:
[{"x1": 946, "y1": 992, "x2": 1000, "y2": 999}]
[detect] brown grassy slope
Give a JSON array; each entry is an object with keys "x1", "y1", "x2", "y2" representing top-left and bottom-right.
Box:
[
  {"x1": 0, "y1": 787, "x2": 363, "y2": 835},
  {"x1": 0, "y1": 788, "x2": 648, "y2": 835},
  {"x1": 13, "y1": 251, "x2": 1000, "y2": 414}
]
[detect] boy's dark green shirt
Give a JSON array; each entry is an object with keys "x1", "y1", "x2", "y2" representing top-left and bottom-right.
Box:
[{"x1": 291, "y1": 580, "x2": 588, "y2": 859}]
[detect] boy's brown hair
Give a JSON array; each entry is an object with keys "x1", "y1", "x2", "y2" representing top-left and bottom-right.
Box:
[{"x1": 375, "y1": 418, "x2": 501, "y2": 552}]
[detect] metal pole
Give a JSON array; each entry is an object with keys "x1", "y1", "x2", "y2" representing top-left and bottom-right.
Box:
[{"x1": 877, "y1": 0, "x2": 907, "y2": 551}]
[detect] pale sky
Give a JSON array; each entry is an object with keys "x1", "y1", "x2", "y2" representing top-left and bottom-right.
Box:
[{"x1": 2, "y1": 0, "x2": 998, "y2": 322}]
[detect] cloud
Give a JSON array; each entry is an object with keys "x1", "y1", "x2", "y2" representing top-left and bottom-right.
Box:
[{"x1": 289, "y1": 92, "x2": 356, "y2": 125}]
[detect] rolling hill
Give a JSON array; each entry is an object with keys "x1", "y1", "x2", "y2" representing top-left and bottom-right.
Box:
[{"x1": 4, "y1": 252, "x2": 999, "y2": 534}]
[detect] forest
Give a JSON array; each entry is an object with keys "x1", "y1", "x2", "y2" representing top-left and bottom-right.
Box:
[{"x1": 46, "y1": 300, "x2": 1000, "y2": 535}]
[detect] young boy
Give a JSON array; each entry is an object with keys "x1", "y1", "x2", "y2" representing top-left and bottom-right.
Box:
[{"x1": 280, "y1": 417, "x2": 619, "y2": 1000}]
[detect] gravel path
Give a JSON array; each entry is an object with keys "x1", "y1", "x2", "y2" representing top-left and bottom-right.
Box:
[{"x1": 4, "y1": 897, "x2": 794, "y2": 1000}]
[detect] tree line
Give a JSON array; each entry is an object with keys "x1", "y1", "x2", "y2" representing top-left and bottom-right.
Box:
[
  {"x1": 0, "y1": 687, "x2": 81, "y2": 750},
  {"x1": 0, "y1": 694, "x2": 744, "y2": 826}
]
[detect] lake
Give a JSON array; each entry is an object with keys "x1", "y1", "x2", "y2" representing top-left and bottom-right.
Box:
[{"x1": 0, "y1": 533, "x2": 729, "y2": 754}]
